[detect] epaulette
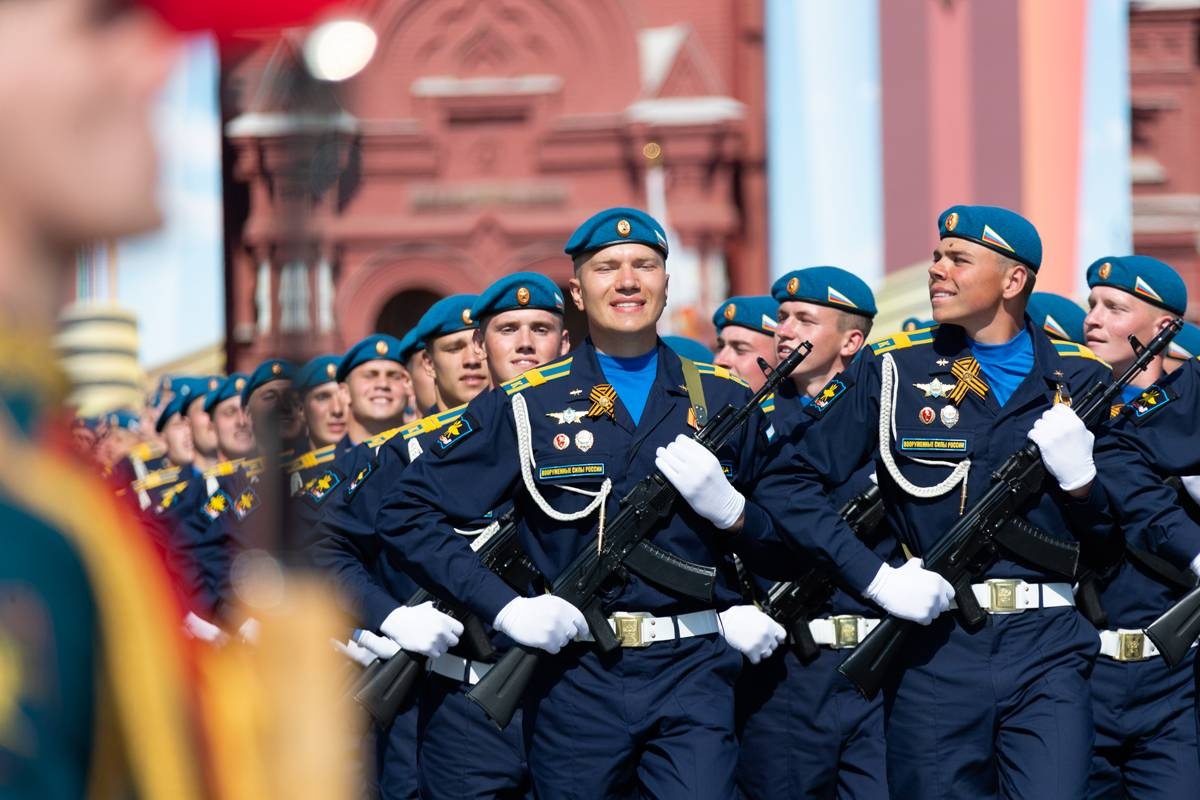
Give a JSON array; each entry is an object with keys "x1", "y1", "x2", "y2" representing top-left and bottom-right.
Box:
[
  {"x1": 284, "y1": 443, "x2": 337, "y2": 474},
  {"x1": 758, "y1": 393, "x2": 775, "y2": 415},
  {"x1": 1052, "y1": 339, "x2": 1106, "y2": 365},
  {"x1": 360, "y1": 425, "x2": 403, "y2": 449},
  {"x1": 242, "y1": 456, "x2": 267, "y2": 478},
  {"x1": 202, "y1": 458, "x2": 243, "y2": 480},
  {"x1": 131, "y1": 465, "x2": 183, "y2": 493},
  {"x1": 869, "y1": 325, "x2": 937, "y2": 355},
  {"x1": 693, "y1": 361, "x2": 750, "y2": 389},
  {"x1": 158, "y1": 480, "x2": 190, "y2": 510},
  {"x1": 502, "y1": 357, "x2": 573, "y2": 395},
  {"x1": 131, "y1": 440, "x2": 166, "y2": 462},
  {"x1": 399, "y1": 405, "x2": 466, "y2": 441}
]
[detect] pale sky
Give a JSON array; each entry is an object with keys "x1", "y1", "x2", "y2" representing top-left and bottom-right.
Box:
[{"x1": 117, "y1": 36, "x2": 224, "y2": 369}]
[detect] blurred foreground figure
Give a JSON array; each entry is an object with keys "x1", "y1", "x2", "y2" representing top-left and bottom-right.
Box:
[{"x1": 0, "y1": 0, "x2": 353, "y2": 797}]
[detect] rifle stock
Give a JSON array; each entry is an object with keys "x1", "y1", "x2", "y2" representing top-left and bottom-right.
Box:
[
  {"x1": 1146, "y1": 584, "x2": 1200, "y2": 668},
  {"x1": 352, "y1": 510, "x2": 533, "y2": 724},
  {"x1": 467, "y1": 342, "x2": 815, "y2": 729},
  {"x1": 838, "y1": 319, "x2": 1183, "y2": 698}
]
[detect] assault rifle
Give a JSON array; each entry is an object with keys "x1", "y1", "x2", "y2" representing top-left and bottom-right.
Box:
[
  {"x1": 839, "y1": 319, "x2": 1183, "y2": 698},
  {"x1": 351, "y1": 508, "x2": 538, "y2": 724},
  {"x1": 468, "y1": 342, "x2": 814, "y2": 728},
  {"x1": 764, "y1": 484, "x2": 885, "y2": 661}
]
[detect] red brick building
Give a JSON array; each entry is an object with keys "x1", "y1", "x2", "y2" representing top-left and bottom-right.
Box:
[
  {"x1": 222, "y1": 0, "x2": 768, "y2": 368},
  {"x1": 1130, "y1": 1, "x2": 1200, "y2": 315}
]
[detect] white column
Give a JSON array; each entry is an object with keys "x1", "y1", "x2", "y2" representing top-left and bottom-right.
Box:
[
  {"x1": 316, "y1": 257, "x2": 334, "y2": 334},
  {"x1": 256, "y1": 259, "x2": 272, "y2": 334},
  {"x1": 279, "y1": 261, "x2": 311, "y2": 333}
]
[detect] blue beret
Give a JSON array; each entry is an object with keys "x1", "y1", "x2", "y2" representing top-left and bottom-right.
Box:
[
  {"x1": 105, "y1": 409, "x2": 142, "y2": 433},
  {"x1": 295, "y1": 355, "x2": 342, "y2": 393},
  {"x1": 182, "y1": 375, "x2": 223, "y2": 415},
  {"x1": 564, "y1": 207, "x2": 669, "y2": 260},
  {"x1": 397, "y1": 328, "x2": 422, "y2": 363},
  {"x1": 162, "y1": 376, "x2": 210, "y2": 419},
  {"x1": 155, "y1": 393, "x2": 187, "y2": 433},
  {"x1": 1086, "y1": 255, "x2": 1187, "y2": 316},
  {"x1": 662, "y1": 335, "x2": 713, "y2": 363},
  {"x1": 900, "y1": 317, "x2": 935, "y2": 332},
  {"x1": 938, "y1": 205, "x2": 1042, "y2": 270},
  {"x1": 472, "y1": 272, "x2": 565, "y2": 320},
  {"x1": 336, "y1": 335, "x2": 406, "y2": 382},
  {"x1": 713, "y1": 296, "x2": 778, "y2": 336},
  {"x1": 1027, "y1": 292, "x2": 1086, "y2": 344},
  {"x1": 241, "y1": 359, "x2": 295, "y2": 405},
  {"x1": 204, "y1": 373, "x2": 248, "y2": 414},
  {"x1": 1168, "y1": 321, "x2": 1200, "y2": 361},
  {"x1": 771, "y1": 266, "x2": 877, "y2": 318},
  {"x1": 412, "y1": 294, "x2": 479, "y2": 344}
]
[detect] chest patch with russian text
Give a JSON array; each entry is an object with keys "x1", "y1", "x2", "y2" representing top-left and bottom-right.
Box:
[{"x1": 537, "y1": 463, "x2": 606, "y2": 482}]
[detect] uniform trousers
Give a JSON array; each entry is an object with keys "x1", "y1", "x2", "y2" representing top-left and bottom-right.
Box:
[
  {"x1": 418, "y1": 672, "x2": 532, "y2": 799},
  {"x1": 736, "y1": 645, "x2": 887, "y2": 799},
  {"x1": 1088, "y1": 646, "x2": 1199, "y2": 798},
  {"x1": 524, "y1": 633, "x2": 741, "y2": 799},
  {"x1": 884, "y1": 607, "x2": 1097, "y2": 799}
]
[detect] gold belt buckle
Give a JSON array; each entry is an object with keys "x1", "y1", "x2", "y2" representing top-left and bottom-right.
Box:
[
  {"x1": 612, "y1": 614, "x2": 646, "y2": 647},
  {"x1": 1117, "y1": 631, "x2": 1146, "y2": 662},
  {"x1": 831, "y1": 615, "x2": 862, "y2": 648},
  {"x1": 986, "y1": 579, "x2": 1021, "y2": 612}
]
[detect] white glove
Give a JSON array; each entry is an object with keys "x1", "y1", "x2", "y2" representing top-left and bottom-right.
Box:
[
  {"x1": 333, "y1": 638, "x2": 378, "y2": 667},
  {"x1": 864, "y1": 558, "x2": 954, "y2": 625},
  {"x1": 492, "y1": 595, "x2": 587, "y2": 654},
  {"x1": 237, "y1": 617, "x2": 260, "y2": 644},
  {"x1": 1180, "y1": 475, "x2": 1200, "y2": 506},
  {"x1": 1190, "y1": 552, "x2": 1200, "y2": 579},
  {"x1": 355, "y1": 629, "x2": 400, "y2": 660},
  {"x1": 380, "y1": 602, "x2": 464, "y2": 659},
  {"x1": 655, "y1": 434, "x2": 745, "y2": 529},
  {"x1": 1027, "y1": 404, "x2": 1095, "y2": 492},
  {"x1": 183, "y1": 611, "x2": 229, "y2": 645},
  {"x1": 718, "y1": 605, "x2": 786, "y2": 664}
]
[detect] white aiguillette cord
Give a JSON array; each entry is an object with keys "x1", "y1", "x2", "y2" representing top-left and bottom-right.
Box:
[
  {"x1": 511, "y1": 392, "x2": 612, "y2": 552},
  {"x1": 878, "y1": 353, "x2": 971, "y2": 513}
]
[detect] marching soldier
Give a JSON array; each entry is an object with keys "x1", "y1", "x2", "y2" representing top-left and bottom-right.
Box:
[
  {"x1": 712, "y1": 295, "x2": 779, "y2": 392},
  {"x1": 737, "y1": 267, "x2": 893, "y2": 799},
  {"x1": 1076, "y1": 255, "x2": 1200, "y2": 797},
  {"x1": 755, "y1": 205, "x2": 1125, "y2": 797},
  {"x1": 376, "y1": 208, "x2": 786, "y2": 798}
]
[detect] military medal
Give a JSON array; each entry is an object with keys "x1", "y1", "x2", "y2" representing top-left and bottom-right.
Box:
[
  {"x1": 940, "y1": 405, "x2": 959, "y2": 429},
  {"x1": 553, "y1": 433, "x2": 569, "y2": 450},
  {"x1": 914, "y1": 378, "x2": 956, "y2": 399},
  {"x1": 587, "y1": 384, "x2": 617, "y2": 419},
  {"x1": 546, "y1": 408, "x2": 585, "y2": 425},
  {"x1": 919, "y1": 407, "x2": 935, "y2": 424},
  {"x1": 575, "y1": 430, "x2": 594, "y2": 452},
  {"x1": 947, "y1": 356, "x2": 989, "y2": 405}
]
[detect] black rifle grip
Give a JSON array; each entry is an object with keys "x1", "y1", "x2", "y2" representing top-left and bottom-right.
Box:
[
  {"x1": 1075, "y1": 578, "x2": 1108, "y2": 628},
  {"x1": 353, "y1": 651, "x2": 423, "y2": 726},
  {"x1": 583, "y1": 598, "x2": 619, "y2": 653},
  {"x1": 788, "y1": 618, "x2": 820, "y2": 663},
  {"x1": 456, "y1": 613, "x2": 496, "y2": 662},
  {"x1": 953, "y1": 578, "x2": 986, "y2": 629}
]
